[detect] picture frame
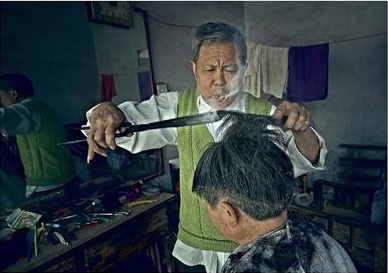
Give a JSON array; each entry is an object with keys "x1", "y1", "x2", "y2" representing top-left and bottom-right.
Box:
[{"x1": 86, "y1": 1, "x2": 134, "y2": 28}]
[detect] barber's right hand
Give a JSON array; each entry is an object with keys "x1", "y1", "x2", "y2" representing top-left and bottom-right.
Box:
[{"x1": 87, "y1": 101, "x2": 131, "y2": 163}]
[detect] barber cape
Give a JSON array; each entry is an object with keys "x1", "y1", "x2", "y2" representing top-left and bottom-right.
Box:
[{"x1": 222, "y1": 216, "x2": 357, "y2": 273}]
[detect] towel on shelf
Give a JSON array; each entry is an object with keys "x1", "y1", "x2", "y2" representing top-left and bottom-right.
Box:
[
  {"x1": 286, "y1": 43, "x2": 329, "y2": 102},
  {"x1": 244, "y1": 42, "x2": 289, "y2": 98},
  {"x1": 100, "y1": 74, "x2": 117, "y2": 102}
]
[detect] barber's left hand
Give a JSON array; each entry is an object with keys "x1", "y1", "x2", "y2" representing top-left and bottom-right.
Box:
[{"x1": 272, "y1": 101, "x2": 311, "y2": 132}]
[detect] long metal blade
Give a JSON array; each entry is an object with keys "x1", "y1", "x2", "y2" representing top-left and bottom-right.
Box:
[
  {"x1": 122, "y1": 111, "x2": 222, "y2": 134},
  {"x1": 58, "y1": 111, "x2": 223, "y2": 146}
]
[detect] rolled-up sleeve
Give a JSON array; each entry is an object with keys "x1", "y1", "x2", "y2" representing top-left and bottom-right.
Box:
[
  {"x1": 268, "y1": 105, "x2": 327, "y2": 177},
  {"x1": 0, "y1": 102, "x2": 41, "y2": 137},
  {"x1": 285, "y1": 127, "x2": 328, "y2": 177},
  {"x1": 85, "y1": 92, "x2": 179, "y2": 154}
]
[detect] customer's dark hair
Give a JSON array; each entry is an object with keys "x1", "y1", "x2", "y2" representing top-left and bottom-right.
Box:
[
  {"x1": 193, "y1": 112, "x2": 295, "y2": 221},
  {"x1": 192, "y1": 22, "x2": 247, "y2": 65},
  {"x1": 0, "y1": 73, "x2": 35, "y2": 98}
]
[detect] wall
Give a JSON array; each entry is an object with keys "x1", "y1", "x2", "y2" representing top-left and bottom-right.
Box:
[
  {"x1": 0, "y1": 2, "x2": 100, "y2": 124},
  {"x1": 91, "y1": 8, "x2": 152, "y2": 105},
  {"x1": 135, "y1": 1, "x2": 245, "y2": 91},
  {"x1": 245, "y1": 1, "x2": 387, "y2": 183}
]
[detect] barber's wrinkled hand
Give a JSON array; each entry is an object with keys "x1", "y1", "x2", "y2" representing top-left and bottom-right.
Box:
[
  {"x1": 272, "y1": 101, "x2": 311, "y2": 133},
  {"x1": 87, "y1": 101, "x2": 132, "y2": 162}
]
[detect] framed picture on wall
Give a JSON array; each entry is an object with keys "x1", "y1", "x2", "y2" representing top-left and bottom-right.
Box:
[{"x1": 86, "y1": 1, "x2": 133, "y2": 28}]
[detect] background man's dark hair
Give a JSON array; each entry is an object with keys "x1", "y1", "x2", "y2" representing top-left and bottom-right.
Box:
[
  {"x1": 193, "y1": 112, "x2": 295, "y2": 220},
  {"x1": 192, "y1": 22, "x2": 247, "y2": 65},
  {"x1": 0, "y1": 73, "x2": 35, "y2": 98}
]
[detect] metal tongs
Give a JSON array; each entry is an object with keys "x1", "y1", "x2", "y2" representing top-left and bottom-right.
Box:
[
  {"x1": 58, "y1": 110, "x2": 287, "y2": 146},
  {"x1": 58, "y1": 110, "x2": 231, "y2": 146}
]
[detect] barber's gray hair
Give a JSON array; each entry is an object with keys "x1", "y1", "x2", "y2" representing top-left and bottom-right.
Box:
[{"x1": 192, "y1": 22, "x2": 247, "y2": 65}]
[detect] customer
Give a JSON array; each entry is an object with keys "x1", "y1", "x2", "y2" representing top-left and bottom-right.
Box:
[{"x1": 193, "y1": 112, "x2": 356, "y2": 273}]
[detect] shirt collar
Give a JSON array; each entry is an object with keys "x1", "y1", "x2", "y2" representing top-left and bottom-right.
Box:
[{"x1": 196, "y1": 91, "x2": 245, "y2": 114}]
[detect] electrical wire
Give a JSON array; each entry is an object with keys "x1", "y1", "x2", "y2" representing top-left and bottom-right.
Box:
[
  {"x1": 329, "y1": 32, "x2": 387, "y2": 44},
  {"x1": 140, "y1": 10, "x2": 387, "y2": 45},
  {"x1": 143, "y1": 12, "x2": 199, "y2": 29}
]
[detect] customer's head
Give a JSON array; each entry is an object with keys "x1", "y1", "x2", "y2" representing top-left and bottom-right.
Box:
[
  {"x1": 0, "y1": 73, "x2": 34, "y2": 107},
  {"x1": 191, "y1": 22, "x2": 247, "y2": 109},
  {"x1": 193, "y1": 113, "x2": 294, "y2": 241}
]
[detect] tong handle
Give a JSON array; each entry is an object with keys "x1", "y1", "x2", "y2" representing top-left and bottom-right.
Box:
[{"x1": 115, "y1": 125, "x2": 134, "y2": 137}]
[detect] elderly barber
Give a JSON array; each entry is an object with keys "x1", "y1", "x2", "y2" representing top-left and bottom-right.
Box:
[{"x1": 85, "y1": 22, "x2": 327, "y2": 272}]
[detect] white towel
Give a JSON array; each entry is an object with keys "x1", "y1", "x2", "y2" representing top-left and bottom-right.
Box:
[{"x1": 244, "y1": 42, "x2": 289, "y2": 98}]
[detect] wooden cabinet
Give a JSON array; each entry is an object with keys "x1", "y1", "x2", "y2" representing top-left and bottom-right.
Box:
[
  {"x1": 3, "y1": 193, "x2": 177, "y2": 272},
  {"x1": 290, "y1": 144, "x2": 387, "y2": 272}
]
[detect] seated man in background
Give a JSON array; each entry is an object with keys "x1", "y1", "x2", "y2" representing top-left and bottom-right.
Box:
[
  {"x1": 0, "y1": 73, "x2": 76, "y2": 198},
  {"x1": 193, "y1": 113, "x2": 357, "y2": 273}
]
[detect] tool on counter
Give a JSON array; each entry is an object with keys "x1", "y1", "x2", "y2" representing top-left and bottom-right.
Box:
[
  {"x1": 50, "y1": 214, "x2": 79, "y2": 223},
  {"x1": 41, "y1": 220, "x2": 75, "y2": 246},
  {"x1": 89, "y1": 211, "x2": 131, "y2": 217},
  {"x1": 53, "y1": 231, "x2": 69, "y2": 246},
  {"x1": 69, "y1": 206, "x2": 111, "y2": 224},
  {"x1": 70, "y1": 206, "x2": 92, "y2": 222},
  {"x1": 58, "y1": 111, "x2": 288, "y2": 146},
  {"x1": 128, "y1": 199, "x2": 158, "y2": 208},
  {"x1": 47, "y1": 230, "x2": 62, "y2": 245}
]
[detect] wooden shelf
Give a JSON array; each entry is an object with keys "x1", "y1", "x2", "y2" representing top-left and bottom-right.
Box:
[
  {"x1": 339, "y1": 144, "x2": 387, "y2": 151},
  {"x1": 3, "y1": 193, "x2": 177, "y2": 272},
  {"x1": 338, "y1": 172, "x2": 381, "y2": 184},
  {"x1": 339, "y1": 157, "x2": 386, "y2": 168},
  {"x1": 315, "y1": 179, "x2": 378, "y2": 192}
]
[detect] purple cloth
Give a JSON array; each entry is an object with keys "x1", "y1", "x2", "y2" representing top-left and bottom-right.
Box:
[{"x1": 286, "y1": 43, "x2": 329, "y2": 102}]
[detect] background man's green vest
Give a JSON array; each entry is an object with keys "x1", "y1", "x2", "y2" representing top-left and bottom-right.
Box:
[
  {"x1": 16, "y1": 100, "x2": 76, "y2": 186},
  {"x1": 177, "y1": 89, "x2": 271, "y2": 252}
]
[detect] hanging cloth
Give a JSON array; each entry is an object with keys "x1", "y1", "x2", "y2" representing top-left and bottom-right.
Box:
[
  {"x1": 100, "y1": 74, "x2": 117, "y2": 102},
  {"x1": 244, "y1": 42, "x2": 289, "y2": 98},
  {"x1": 286, "y1": 43, "x2": 329, "y2": 102}
]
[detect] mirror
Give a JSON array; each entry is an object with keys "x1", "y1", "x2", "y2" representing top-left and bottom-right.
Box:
[
  {"x1": 0, "y1": 2, "x2": 163, "y2": 212},
  {"x1": 65, "y1": 5, "x2": 163, "y2": 182}
]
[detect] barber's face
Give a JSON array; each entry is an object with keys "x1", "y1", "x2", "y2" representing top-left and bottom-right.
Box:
[
  {"x1": 0, "y1": 89, "x2": 16, "y2": 108},
  {"x1": 191, "y1": 42, "x2": 246, "y2": 109}
]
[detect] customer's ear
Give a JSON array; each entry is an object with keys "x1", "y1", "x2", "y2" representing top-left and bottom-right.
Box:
[{"x1": 219, "y1": 201, "x2": 239, "y2": 228}]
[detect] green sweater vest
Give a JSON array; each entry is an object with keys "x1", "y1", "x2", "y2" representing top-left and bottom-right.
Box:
[
  {"x1": 16, "y1": 100, "x2": 76, "y2": 186},
  {"x1": 177, "y1": 89, "x2": 271, "y2": 252}
]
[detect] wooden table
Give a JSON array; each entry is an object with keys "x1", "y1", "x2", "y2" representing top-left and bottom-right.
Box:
[{"x1": 3, "y1": 193, "x2": 177, "y2": 272}]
